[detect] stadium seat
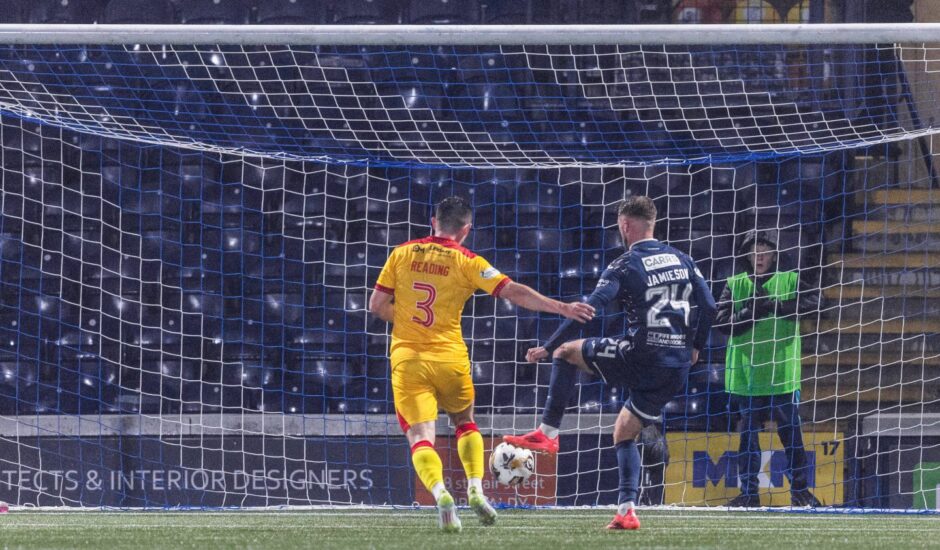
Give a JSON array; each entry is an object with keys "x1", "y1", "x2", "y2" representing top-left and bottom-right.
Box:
[
  {"x1": 176, "y1": 0, "x2": 252, "y2": 24},
  {"x1": 711, "y1": 208, "x2": 737, "y2": 234},
  {"x1": 490, "y1": 371, "x2": 521, "y2": 413},
  {"x1": 102, "y1": 0, "x2": 174, "y2": 23},
  {"x1": 0, "y1": 361, "x2": 36, "y2": 413},
  {"x1": 447, "y1": 82, "x2": 523, "y2": 126},
  {"x1": 481, "y1": 0, "x2": 529, "y2": 23},
  {"x1": 27, "y1": 0, "x2": 104, "y2": 23},
  {"x1": 332, "y1": 0, "x2": 400, "y2": 24},
  {"x1": 363, "y1": 379, "x2": 390, "y2": 414},
  {"x1": 254, "y1": 0, "x2": 326, "y2": 24},
  {"x1": 329, "y1": 376, "x2": 365, "y2": 413},
  {"x1": 0, "y1": 0, "x2": 27, "y2": 23},
  {"x1": 200, "y1": 383, "x2": 223, "y2": 412},
  {"x1": 471, "y1": 363, "x2": 496, "y2": 412},
  {"x1": 407, "y1": 0, "x2": 480, "y2": 24},
  {"x1": 578, "y1": 377, "x2": 606, "y2": 408}
]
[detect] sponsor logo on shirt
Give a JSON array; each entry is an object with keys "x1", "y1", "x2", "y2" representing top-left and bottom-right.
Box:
[
  {"x1": 481, "y1": 267, "x2": 501, "y2": 279},
  {"x1": 642, "y1": 253, "x2": 681, "y2": 271}
]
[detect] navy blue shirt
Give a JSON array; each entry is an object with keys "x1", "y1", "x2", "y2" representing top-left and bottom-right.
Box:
[{"x1": 544, "y1": 239, "x2": 718, "y2": 368}]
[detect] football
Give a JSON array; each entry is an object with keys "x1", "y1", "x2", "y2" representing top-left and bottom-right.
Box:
[{"x1": 489, "y1": 442, "x2": 535, "y2": 486}]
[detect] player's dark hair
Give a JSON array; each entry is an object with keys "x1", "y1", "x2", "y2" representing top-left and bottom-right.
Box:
[
  {"x1": 618, "y1": 196, "x2": 657, "y2": 223},
  {"x1": 434, "y1": 196, "x2": 473, "y2": 234}
]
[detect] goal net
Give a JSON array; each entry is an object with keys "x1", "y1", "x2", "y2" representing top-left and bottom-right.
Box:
[{"x1": 0, "y1": 25, "x2": 938, "y2": 509}]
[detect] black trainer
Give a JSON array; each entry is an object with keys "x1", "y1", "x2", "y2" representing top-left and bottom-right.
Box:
[{"x1": 727, "y1": 493, "x2": 762, "y2": 508}]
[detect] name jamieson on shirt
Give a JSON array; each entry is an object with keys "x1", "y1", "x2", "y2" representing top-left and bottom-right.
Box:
[{"x1": 646, "y1": 268, "x2": 689, "y2": 287}]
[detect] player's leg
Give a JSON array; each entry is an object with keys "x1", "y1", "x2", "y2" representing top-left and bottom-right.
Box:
[
  {"x1": 606, "y1": 406, "x2": 644, "y2": 531},
  {"x1": 773, "y1": 392, "x2": 821, "y2": 507},
  {"x1": 729, "y1": 395, "x2": 763, "y2": 508},
  {"x1": 440, "y1": 366, "x2": 496, "y2": 526},
  {"x1": 392, "y1": 360, "x2": 461, "y2": 532},
  {"x1": 608, "y1": 357, "x2": 689, "y2": 530},
  {"x1": 406, "y1": 420, "x2": 461, "y2": 532},
  {"x1": 504, "y1": 338, "x2": 594, "y2": 454}
]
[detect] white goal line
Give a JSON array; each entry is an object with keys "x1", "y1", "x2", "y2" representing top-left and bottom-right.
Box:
[{"x1": 1, "y1": 23, "x2": 940, "y2": 46}]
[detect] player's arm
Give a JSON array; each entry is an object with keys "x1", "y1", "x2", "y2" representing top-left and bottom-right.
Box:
[
  {"x1": 464, "y1": 255, "x2": 594, "y2": 323},
  {"x1": 498, "y1": 282, "x2": 595, "y2": 323},
  {"x1": 690, "y1": 265, "x2": 718, "y2": 360},
  {"x1": 369, "y1": 249, "x2": 398, "y2": 323},
  {"x1": 368, "y1": 288, "x2": 395, "y2": 323},
  {"x1": 538, "y1": 270, "x2": 622, "y2": 357}
]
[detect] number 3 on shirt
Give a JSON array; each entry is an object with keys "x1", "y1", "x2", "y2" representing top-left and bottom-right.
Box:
[{"x1": 412, "y1": 282, "x2": 437, "y2": 327}]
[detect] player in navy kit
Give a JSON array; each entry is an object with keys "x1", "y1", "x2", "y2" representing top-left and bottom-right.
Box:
[{"x1": 504, "y1": 196, "x2": 717, "y2": 530}]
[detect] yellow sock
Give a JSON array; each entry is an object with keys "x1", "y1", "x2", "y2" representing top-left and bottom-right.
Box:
[
  {"x1": 456, "y1": 422, "x2": 485, "y2": 483},
  {"x1": 411, "y1": 441, "x2": 445, "y2": 497}
]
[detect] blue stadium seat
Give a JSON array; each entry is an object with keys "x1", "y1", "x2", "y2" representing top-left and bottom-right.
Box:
[
  {"x1": 199, "y1": 382, "x2": 222, "y2": 412},
  {"x1": 254, "y1": 0, "x2": 326, "y2": 24},
  {"x1": 578, "y1": 0, "x2": 638, "y2": 23},
  {"x1": 27, "y1": 0, "x2": 104, "y2": 23},
  {"x1": 407, "y1": 0, "x2": 479, "y2": 24},
  {"x1": 176, "y1": 0, "x2": 251, "y2": 24},
  {"x1": 329, "y1": 376, "x2": 364, "y2": 414},
  {"x1": 102, "y1": 0, "x2": 174, "y2": 23},
  {"x1": 482, "y1": 0, "x2": 534, "y2": 23},
  {"x1": 448, "y1": 82, "x2": 523, "y2": 126},
  {"x1": 170, "y1": 360, "x2": 201, "y2": 413},
  {"x1": 0, "y1": 0, "x2": 27, "y2": 22},
  {"x1": 578, "y1": 377, "x2": 606, "y2": 409},
  {"x1": 278, "y1": 374, "x2": 303, "y2": 415},
  {"x1": 362, "y1": 379, "x2": 390, "y2": 414},
  {"x1": 332, "y1": 0, "x2": 400, "y2": 24},
  {"x1": 0, "y1": 361, "x2": 37, "y2": 414},
  {"x1": 490, "y1": 375, "x2": 520, "y2": 413}
]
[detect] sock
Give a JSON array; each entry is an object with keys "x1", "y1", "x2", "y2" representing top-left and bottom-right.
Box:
[
  {"x1": 468, "y1": 478, "x2": 483, "y2": 494},
  {"x1": 430, "y1": 482, "x2": 446, "y2": 502},
  {"x1": 617, "y1": 501, "x2": 636, "y2": 515},
  {"x1": 539, "y1": 423, "x2": 559, "y2": 439},
  {"x1": 456, "y1": 422, "x2": 485, "y2": 488},
  {"x1": 615, "y1": 439, "x2": 641, "y2": 509},
  {"x1": 411, "y1": 441, "x2": 446, "y2": 501},
  {"x1": 541, "y1": 357, "x2": 578, "y2": 430}
]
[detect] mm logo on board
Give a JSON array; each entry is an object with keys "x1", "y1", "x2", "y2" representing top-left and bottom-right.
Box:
[{"x1": 664, "y1": 432, "x2": 844, "y2": 507}]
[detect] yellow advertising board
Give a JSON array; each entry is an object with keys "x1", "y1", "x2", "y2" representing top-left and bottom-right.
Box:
[{"x1": 664, "y1": 431, "x2": 844, "y2": 506}]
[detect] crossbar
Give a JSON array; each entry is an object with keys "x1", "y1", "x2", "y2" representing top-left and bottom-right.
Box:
[{"x1": 0, "y1": 23, "x2": 939, "y2": 45}]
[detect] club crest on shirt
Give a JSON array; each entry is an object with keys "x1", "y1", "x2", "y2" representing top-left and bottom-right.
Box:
[
  {"x1": 642, "y1": 253, "x2": 681, "y2": 271},
  {"x1": 481, "y1": 267, "x2": 501, "y2": 279}
]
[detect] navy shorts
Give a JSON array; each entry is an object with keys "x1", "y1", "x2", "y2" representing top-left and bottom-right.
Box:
[{"x1": 581, "y1": 337, "x2": 690, "y2": 425}]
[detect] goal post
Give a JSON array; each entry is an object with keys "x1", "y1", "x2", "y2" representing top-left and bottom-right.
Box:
[{"x1": 0, "y1": 23, "x2": 938, "y2": 509}]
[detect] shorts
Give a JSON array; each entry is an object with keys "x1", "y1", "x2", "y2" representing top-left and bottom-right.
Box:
[
  {"x1": 391, "y1": 359, "x2": 474, "y2": 433},
  {"x1": 581, "y1": 337, "x2": 690, "y2": 425}
]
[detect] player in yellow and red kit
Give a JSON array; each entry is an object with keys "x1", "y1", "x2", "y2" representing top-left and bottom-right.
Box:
[{"x1": 368, "y1": 197, "x2": 594, "y2": 533}]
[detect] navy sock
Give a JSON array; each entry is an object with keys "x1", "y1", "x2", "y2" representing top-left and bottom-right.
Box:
[
  {"x1": 616, "y1": 439, "x2": 641, "y2": 505},
  {"x1": 540, "y1": 357, "x2": 578, "y2": 429}
]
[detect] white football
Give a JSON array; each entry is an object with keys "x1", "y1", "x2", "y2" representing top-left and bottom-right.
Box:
[{"x1": 489, "y1": 442, "x2": 535, "y2": 486}]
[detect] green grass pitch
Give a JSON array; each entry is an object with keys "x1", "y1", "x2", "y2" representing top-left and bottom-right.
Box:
[{"x1": 2, "y1": 509, "x2": 939, "y2": 549}]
